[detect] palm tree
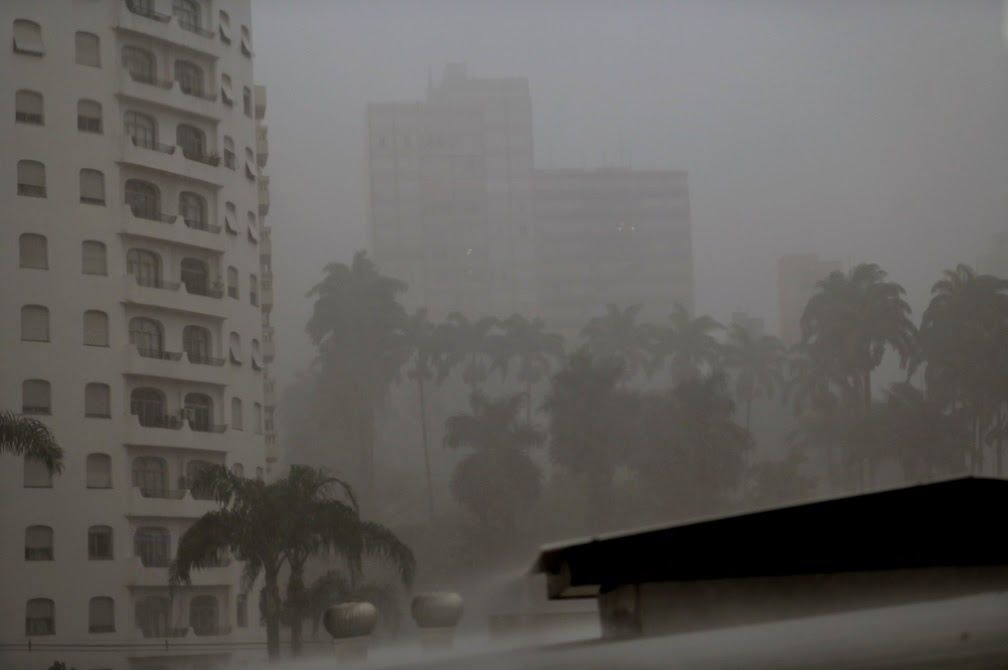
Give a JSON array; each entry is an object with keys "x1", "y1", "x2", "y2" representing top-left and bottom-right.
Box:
[
  {"x1": 654, "y1": 302, "x2": 724, "y2": 384},
  {"x1": 438, "y1": 313, "x2": 499, "y2": 391},
  {"x1": 542, "y1": 351, "x2": 633, "y2": 530},
  {"x1": 0, "y1": 410, "x2": 63, "y2": 475},
  {"x1": 400, "y1": 308, "x2": 443, "y2": 521},
  {"x1": 170, "y1": 465, "x2": 415, "y2": 660},
  {"x1": 722, "y1": 325, "x2": 786, "y2": 431},
  {"x1": 489, "y1": 314, "x2": 565, "y2": 425},
  {"x1": 443, "y1": 392, "x2": 544, "y2": 547},
  {"x1": 914, "y1": 264, "x2": 1008, "y2": 474},
  {"x1": 305, "y1": 251, "x2": 409, "y2": 495},
  {"x1": 580, "y1": 303, "x2": 655, "y2": 381}
]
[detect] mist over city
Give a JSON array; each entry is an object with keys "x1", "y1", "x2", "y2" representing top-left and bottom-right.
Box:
[{"x1": 3, "y1": 1, "x2": 1008, "y2": 669}]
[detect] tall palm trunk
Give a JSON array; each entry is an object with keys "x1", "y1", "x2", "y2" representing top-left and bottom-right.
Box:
[
  {"x1": 287, "y1": 564, "x2": 307, "y2": 657},
  {"x1": 262, "y1": 570, "x2": 282, "y2": 660},
  {"x1": 417, "y1": 375, "x2": 434, "y2": 521}
]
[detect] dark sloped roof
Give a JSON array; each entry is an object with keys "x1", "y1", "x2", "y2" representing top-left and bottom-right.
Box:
[{"x1": 533, "y1": 477, "x2": 1008, "y2": 598}]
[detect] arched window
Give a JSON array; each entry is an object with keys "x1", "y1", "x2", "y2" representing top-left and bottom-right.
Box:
[
  {"x1": 132, "y1": 456, "x2": 167, "y2": 497},
  {"x1": 219, "y1": 10, "x2": 232, "y2": 43},
  {"x1": 89, "y1": 597, "x2": 115, "y2": 633},
  {"x1": 134, "y1": 527, "x2": 170, "y2": 567},
  {"x1": 22, "y1": 380, "x2": 50, "y2": 415},
  {"x1": 227, "y1": 266, "x2": 239, "y2": 298},
  {"x1": 253, "y1": 403, "x2": 263, "y2": 435},
  {"x1": 86, "y1": 454, "x2": 112, "y2": 489},
  {"x1": 177, "y1": 124, "x2": 205, "y2": 160},
  {"x1": 21, "y1": 306, "x2": 49, "y2": 342},
  {"x1": 221, "y1": 74, "x2": 233, "y2": 106},
  {"x1": 230, "y1": 397, "x2": 243, "y2": 430},
  {"x1": 186, "y1": 460, "x2": 214, "y2": 499},
  {"x1": 174, "y1": 60, "x2": 203, "y2": 96},
  {"x1": 126, "y1": 249, "x2": 161, "y2": 287},
  {"x1": 26, "y1": 599, "x2": 54, "y2": 636},
  {"x1": 240, "y1": 25, "x2": 252, "y2": 57},
  {"x1": 255, "y1": 466, "x2": 264, "y2": 481},
  {"x1": 181, "y1": 258, "x2": 209, "y2": 295},
  {"x1": 80, "y1": 169, "x2": 105, "y2": 204},
  {"x1": 173, "y1": 0, "x2": 202, "y2": 32},
  {"x1": 13, "y1": 20, "x2": 44, "y2": 56},
  {"x1": 251, "y1": 339, "x2": 262, "y2": 370},
  {"x1": 15, "y1": 89, "x2": 44, "y2": 125},
  {"x1": 125, "y1": 179, "x2": 160, "y2": 219},
  {"x1": 231, "y1": 462, "x2": 244, "y2": 477},
  {"x1": 75, "y1": 31, "x2": 100, "y2": 67},
  {"x1": 243, "y1": 86, "x2": 252, "y2": 117},
  {"x1": 82, "y1": 241, "x2": 107, "y2": 275},
  {"x1": 223, "y1": 136, "x2": 235, "y2": 169},
  {"x1": 129, "y1": 317, "x2": 164, "y2": 357},
  {"x1": 77, "y1": 99, "x2": 102, "y2": 133},
  {"x1": 179, "y1": 192, "x2": 207, "y2": 229},
  {"x1": 25, "y1": 525, "x2": 53, "y2": 560},
  {"x1": 250, "y1": 273, "x2": 259, "y2": 306},
  {"x1": 184, "y1": 393, "x2": 212, "y2": 432},
  {"x1": 17, "y1": 160, "x2": 46, "y2": 197},
  {"x1": 88, "y1": 525, "x2": 113, "y2": 559},
  {"x1": 130, "y1": 388, "x2": 165, "y2": 428},
  {"x1": 135, "y1": 596, "x2": 169, "y2": 638},
  {"x1": 190, "y1": 595, "x2": 218, "y2": 636},
  {"x1": 19, "y1": 233, "x2": 47, "y2": 269},
  {"x1": 183, "y1": 325, "x2": 211, "y2": 363},
  {"x1": 123, "y1": 46, "x2": 154, "y2": 83},
  {"x1": 124, "y1": 110, "x2": 156, "y2": 149},
  {"x1": 83, "y1": 310, "x2": 109, "y2": 346},
  {"x1": 228, "y1": 332, "x2": 241, "y2": 365},
  {"x1": 85, "y1": 383, "x2": 111, "y2": 418}
]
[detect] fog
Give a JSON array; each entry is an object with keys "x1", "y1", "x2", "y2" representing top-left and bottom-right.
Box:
[{"x1": 251, "y1": 0, "x2": 1008, "y2": 385}]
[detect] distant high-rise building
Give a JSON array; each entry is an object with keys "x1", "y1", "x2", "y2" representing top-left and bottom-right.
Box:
[
  {"x1": 778, "y1": 253, "x2": 842, "y2": 347},
  {"x1": 0, "y1": 1, "x2": 273, "y2": 666},
  {"x1": 367, "y1": 63, "x2": 536, "y2": 319},
  {"x1": 533, "y1": 168, "x2": 694, "y2": 337}
]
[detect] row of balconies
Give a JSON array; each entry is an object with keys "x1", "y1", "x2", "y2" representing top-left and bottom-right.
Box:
[{"x1": 118, "y1": 1, "x2": 218, "y2": 58}]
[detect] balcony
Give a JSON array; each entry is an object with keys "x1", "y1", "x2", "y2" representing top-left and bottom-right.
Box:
[
  {"x1": 123, "y1": 411, "x2": 229, "y2": 450},
  {"x1": 127, "y1": 486, "x2": 216, "y2": 520},
  {"x1": 258, "y1": 176, "x2": 270, "y2": 216},
  {"x1": 126, "y1": 554, "x2": 237, "y2": 587},
  {"x1": 119, "y1": 134, "x2": 224, "y2": 188},
  {"x1": 118, "y1": 70, "x2": 220, "y2": 122},
  {"x1": 260, "y1": 226, "x2": 272, "y2": 257},
  {"x1": 117, "y1": 1, "x2": 218, "y2": 58},
  {"x1": 123, "y1": 344, "x2": 230, "y2": 385},
  {"x1": 254, "y1": 85, "x2": 267, "y2": 120},
  {"x1": 120, "y1": 205, "x2": 225, "y2": 254},
  {"x1": 256, "y1": 125, "x2": 269, "y2": 167},
  {"x1": 122, "y1": 274, "x2": 227, "y2": 319}
]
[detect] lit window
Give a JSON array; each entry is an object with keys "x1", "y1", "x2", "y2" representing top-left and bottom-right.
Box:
[
  {"x1": 19, "y1": 233, "x2": 47, "y2": 269},
  {"x1": 80, "y1": 169, "x2": 105, "y2": 204},
  {"x1": 25, "y1": 526, "x2": 53, "y2": 560},
  {"x1": 85, "y1": 382, "x2": 111, "y2": 418},
  {"x1": 75, "y1": 31, "x2": 100, "y2": 67},
  {"x1": 82, "y1": 241, "x2": 107, "y2": 275},
  {"x1": 88, "y1": 527, "x2": 112, "y2": 560},
  {"x1": 26, "y1": 599, "x2": 54, "y2": 636},
  {"x1": 77, "y1": 99, "x2": 102, "y2": 133},
  {"x1": 21, "y1": 306, "x2": 49, "y2": 342},
  {"x1": 83, "y1": 311, "x2": 109, "y2": 347},
  {"x1": 86, "y1": 455, "x2": 112, "y2": 489},
  {"x1": 13, "y1": 20, "x2": 44, "y2": 56},
  {"x1": 15, "y1": 90, "x2": 43, "y2": 125},
  {"x1": 17, "y1": 160, "x2": 46, "y2": 197},
  {"x1": 88, "y1": 597, "x2": 115, "y2": 633}
]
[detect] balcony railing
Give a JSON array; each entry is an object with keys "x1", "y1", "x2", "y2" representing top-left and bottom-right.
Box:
[
  {"x1": 125, "y1": 0, "x2": 170, "y2": 22},
  {"x1": 128, "y1": 204, "x2": 176, "y2": 223},
  {"x1": 186, "y1": 352, "x2": 226, "y2": 366},
  {"x1": 16, "y1": 111, "x2": 43, "y2": 125},
  {"x1": 137, "y1": 348, "x2": 183, "y2": 361},
  {"x1": 178, "y1": 21, "x2": 214, "y2": 38},
  {"x1": 78, "y1": 116, "x2": 103, "y2": 133},
  {"x1": 131, "y1": 135, "x2": 176, "y2": 154},
  {"x1": 25, "y1": 548, "x2": 53, "y2": 560},
  {"x1": 132, "y1": 278, "x2": 182, "y2": 291},
  {"x1": 18, "y1": 184, "x2": 46, "y2": 198},
  {"x1": 188, "y1": 421, "x2": 227, "y2": 434},
  {"x1": 22, "y1": 405, "x2": 51, "y2": 415},
  {"x1": 139, "y1": 626, "x2": 189, "y2": 639},
  {"x1": 138, "y1": 487, "x2": 186, "y2": 500},
  {"x1": 89, "y1": 624, "x2": 116, "y2": 633},
  {"x1": 134, "y1": 413, "x2": 184, "y2": 430},
  {"x1": 184, "y1": 283, "x2": 224, "y2": 299},
  {"x1": 177, "y1": 83, "x2": 217, "y2": 102},
  {"x1": 126, "y1": 70, "x2": 174, "y2": 89},
  {"x1": 193, "y1": 625, "x2": 231, "y2": 637},
  {"x1": 183, "y1": 218, "x2": 222, "y2": 234},
  {"x1": 181, "y1": 149, "x2": 221, "y2": 167},
  {"x1": 80, "y1": 196, "x2": 106, "y2": 205}
]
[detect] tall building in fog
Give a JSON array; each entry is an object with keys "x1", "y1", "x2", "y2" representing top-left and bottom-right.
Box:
[
  {"x1": 533, "y1": 168, "x2": 694, "y2": 337},
  {"x1": 777, "y1": 253, "x2": 842, "y2": 347},
  {"x1": 367, "y1": 63, "x2": 536, "y2": 319},
  {"x1": 0, "y1": 1, "x2": 274, "y2": 667}
]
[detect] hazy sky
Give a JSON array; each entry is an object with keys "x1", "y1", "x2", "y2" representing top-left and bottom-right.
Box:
[{"x1": 250, "y1": 0, "x2": 1008, "y2": 384}]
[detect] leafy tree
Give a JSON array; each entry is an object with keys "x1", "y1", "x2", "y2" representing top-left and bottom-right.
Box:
[
  {"x1": 722, "y1": 325, "x2": 786, "y2": 430},
  {"x1": 654, "y1": 302, "x2": 724, "y2": 384},
  {"x1": 914, "y1": 264, "x2": 1008, "y2": 473},
  {"x1": 305, "y1": 251, "x2": 409, "y2": 494},
  {"x1": 542, "y1": 352, "x2": 634, "y2": 529},
  {"x1": 580, "y1": 303, "x2": 656, "y2": 380},
  {"x1": 443, "y1": 392, "x2": 543, "y2": 547},
  {"x1": 0, "y1": 411, "x2": 63, "y2": 475},
  {"x1": 438, "y1": 313, "x2": 499, "y2": 390},
  {"x1": 489, "y1": 314, "x2": 565, "y2": 425},
  {"x1": 170, "y1": 465, "x2": 415, "y2": 660}
]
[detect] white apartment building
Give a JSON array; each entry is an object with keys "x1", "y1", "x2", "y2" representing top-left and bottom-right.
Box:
[{"x1": 0, "y1": 2, "x2": 274, "y2": 668}]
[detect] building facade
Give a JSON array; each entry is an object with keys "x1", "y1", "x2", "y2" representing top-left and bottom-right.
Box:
[
  {"x1": 533, "y1": 168, "x2": 694, "y2": 338},
  {"x1": 367, "y1": 63, "x2": 536, "y2": 319},
  {"x1": 777, "y1": 253, "x2": 842, "y2": 347},
  {"x1": 0, "y1": 1, "x2": 273, "y2": 667}
]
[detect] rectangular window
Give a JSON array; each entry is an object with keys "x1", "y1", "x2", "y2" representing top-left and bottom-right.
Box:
[
  {"x1": 86, "y1": 455, "x2": 112, "y2": 489},
  {"x1": 88, "y1": 528, "x2": 113, "y2": 559},
  {"x1": 85, "y1": 383, "x2": 111, "y2": 417},
  {"x1": 82, "y1": 241, "x2": 108, "y2": 275},
  {"x1": 25, "y1": 526, "x2": 53, "y2": 560},
  {"x1": 75, "y1": 32, "x2": 100, "y2": 67},
  {"x1": 80, "y1": 169, "x2": 105, "y2": 204},
  {"x1": 83, "y1": 311, "x2": 109, "y2": 347},
  {"x1": 17, "y1": 160, "x2": 46, "y2": 197},
  {"x1": 249, "y1": 274, "x2": 258, "y2": 306},
  {"x1": 15, "y1": 90, "x2": 43, "y2": 124}
]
